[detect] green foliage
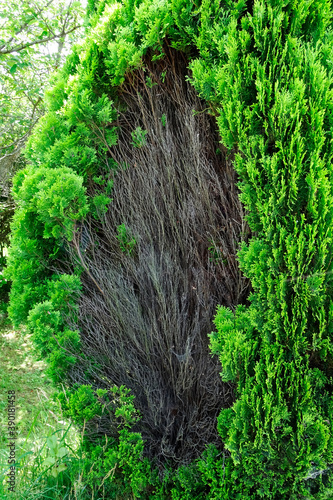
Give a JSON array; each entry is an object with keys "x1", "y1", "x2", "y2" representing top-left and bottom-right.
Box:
[
  {"x1": 131, "y1": 126, "x2": 148, "y2": 148},
  {"x1": 91, "y1": 193, "x2": 112, "y2": 219},
  {"x1": 108, "y1": 428, "x2": 159, "y2": 498},
  {"x1": 146, "y1": 76, "x2": 158, "y2": 88},
  {"x1": 25, "y1": 274, "x2": 82, "y2": 384},
  {"x1": 105, "y1": 178, "x2": 114, "y2": 195},
  {"x1": 202, "y1": 0, "x2": 333, "y2": 497},
  {"x1": 57, "y1": 385, "x2": 106, "y2": 424},
  {"x1": 54, "y1": 384, "x2": 160, "y2": 498},
  {"x1": 27, "y1": 300, "x2": 81, "y2": 383},
  {"x1": 5, "y1": 0, "x2": 333, "y2": 497},
  {"x1": 25, "y1": 91, "x2": 118, "y2": 180},
  {"x1": 75, "y1": 431, "x2": 159, "y2": 500},
  {"x1": 43, "y1": 435, "x2": 69, "y2": 477},
  {"x1": 116, "y1": 223, "x2": 137, "y2": 255},
  {"x1": 0, "y1": 0, "x2": 84, "y2": 196},
  {"x1": 47, "y1": 273, "x2": 82, "y2": 317},
  {"x1": 15, "y1": 166, "x2": 89, "y2": 239},
  {"x1": 209, "y1": 304, "x2": 259, "y2": 384},
  {"x1": 5, "y1": 164, "x2": 88, "y2": 326}
]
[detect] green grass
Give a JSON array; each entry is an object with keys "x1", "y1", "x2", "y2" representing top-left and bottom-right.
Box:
[
  {"x1": 0, "y1": 318, "x2": 121, "y2": 500},
  {"x1": 0, "y1": 321, "x2": 84, "y2": 499},
  {"x1": 0, "y1": 325, "x2": 56, "y2": 438}
]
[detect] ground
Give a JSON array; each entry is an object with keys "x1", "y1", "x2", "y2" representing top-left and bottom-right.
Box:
[{"x1": 0, "y1": 319, "x2": 80, "y2": 498}]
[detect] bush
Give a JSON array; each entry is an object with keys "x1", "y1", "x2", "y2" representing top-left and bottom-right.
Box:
[{"x1": 5, "y1": 0, "x2": 333, "y2": 498}]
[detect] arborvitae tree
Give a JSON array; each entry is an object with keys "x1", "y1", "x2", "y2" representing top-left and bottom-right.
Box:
[{"x1": 5, "y1": 0, "x2": 333, "y2": 498}]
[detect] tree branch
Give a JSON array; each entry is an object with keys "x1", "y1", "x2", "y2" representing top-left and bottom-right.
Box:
[
  {"x1": 0, "y1": 96, "x2": 42, "y2": 157},
  {"x1": 0, "y1": 0, "x2": 55, "y2": 52},
  {"x1": 0, "y1": 24, "x2": 81, "y2": 55}
]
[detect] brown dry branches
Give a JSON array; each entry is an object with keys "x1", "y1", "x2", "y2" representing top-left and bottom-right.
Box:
[{"x1": 63, "y1": 44, "x2": 252, "y2": 469}]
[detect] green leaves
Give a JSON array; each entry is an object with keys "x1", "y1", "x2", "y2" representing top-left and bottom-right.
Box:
[
  {"x1": 4, "y1": 0, "x2": 333, "y2": 496},
  {"x1": 13, "y1": 165, "x2": 89, "y2": 240},
  {"x1": 6, "y1": 164, "x2": 88, "y2": 327},
  {"x1": 130, "y1": 126, "x2": 148, "y2": 148},
  {"x1": 58, "y1": 384, "x2": 104, "y2": 424},
  {"x1": 116, "y1": 223, "x2": 137, "y2": 255},
  {"x1": 0, "y1": 0, "x2": 84, "y2": 184},
  {"x1": 205, "y1": 0, "x2": 333, "y2": 496},
  {"x1": 91, "y1": 193, "x2": 112, "y2": 219},
  {"x1": 9, "y1": 63, "x2": 18, "y2": 74}
]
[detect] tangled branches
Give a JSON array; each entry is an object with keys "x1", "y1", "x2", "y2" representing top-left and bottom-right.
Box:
[{"x1": 65, "y1": 44, "x2": 252, "y2": 468}]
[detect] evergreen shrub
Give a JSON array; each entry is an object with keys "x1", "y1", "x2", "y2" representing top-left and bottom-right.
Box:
[{"x1": 5, "y1": 0, "x2": 333, "y2": 497}]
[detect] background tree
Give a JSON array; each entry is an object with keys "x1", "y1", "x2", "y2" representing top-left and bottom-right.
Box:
[
  {"x1": 0, "y1": 0, "x2": 85, "y2": 288},
  {"x1": 0, "y1": 0, "x2": 84, "y2": 198}
]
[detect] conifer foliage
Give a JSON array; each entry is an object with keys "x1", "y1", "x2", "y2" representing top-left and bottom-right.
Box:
[{"x1": 5, "y1": 0, "x2": 333, "y2": 498}]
